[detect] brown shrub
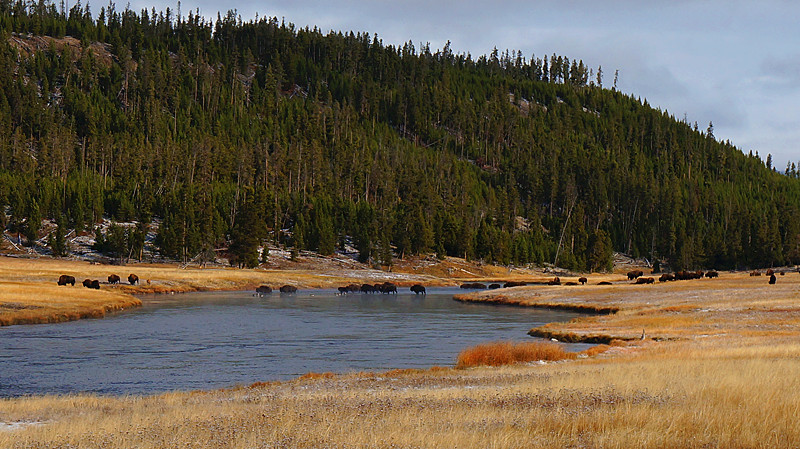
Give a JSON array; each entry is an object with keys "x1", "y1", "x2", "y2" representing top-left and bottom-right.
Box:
[{"x1": 456, "y1": 341, "x2": 576, "y2": 368}]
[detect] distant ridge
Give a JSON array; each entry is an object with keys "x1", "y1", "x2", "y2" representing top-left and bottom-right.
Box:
[{"x1": 0, "y1": 1, "x2": 798, "y2": 271}]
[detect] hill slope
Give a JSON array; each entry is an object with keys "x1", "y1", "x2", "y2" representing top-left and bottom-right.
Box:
[{"x1": 1, "y1": 1, "x2": 799, "y2": 271}]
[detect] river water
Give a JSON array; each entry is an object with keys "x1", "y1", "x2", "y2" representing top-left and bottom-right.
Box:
[{"x1": 0, "y1": 287, "x2": 588, "y2": 396}]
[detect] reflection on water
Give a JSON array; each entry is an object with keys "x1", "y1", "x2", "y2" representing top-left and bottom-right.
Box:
[{"x1": 0, "y1": 288, "x2": 589, "y2": 396}]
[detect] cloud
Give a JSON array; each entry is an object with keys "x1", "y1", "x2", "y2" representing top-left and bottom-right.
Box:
[{"x1": 759, "y1": 55, "x2": 800, "y2": 90}]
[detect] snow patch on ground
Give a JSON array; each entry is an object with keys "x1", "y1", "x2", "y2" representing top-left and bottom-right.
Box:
[{"x1": 0, "y1": 421, "x2": 45, "y2": 431}]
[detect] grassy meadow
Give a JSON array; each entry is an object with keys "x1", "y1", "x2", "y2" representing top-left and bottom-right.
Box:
[{"x1": 2, "y1": 259, "x2": 800, "y2": 447}]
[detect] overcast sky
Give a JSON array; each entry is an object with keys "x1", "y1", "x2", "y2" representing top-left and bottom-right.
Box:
[{"x1": 129, "y1": 0, "x2": 799, "y2": 169}]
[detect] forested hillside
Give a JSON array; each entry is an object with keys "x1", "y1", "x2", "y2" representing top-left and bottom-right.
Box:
[{"x1": 1, "y1": 1, "x2": 799, "y2": 271}]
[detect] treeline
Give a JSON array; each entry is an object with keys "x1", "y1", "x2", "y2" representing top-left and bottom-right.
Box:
[{"x1": 1, "y1": 0, "x2": 799, "y2": 271}]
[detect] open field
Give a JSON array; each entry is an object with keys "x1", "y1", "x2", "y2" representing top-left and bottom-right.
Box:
[
  {"x1": 455, "y1": 270, "x2": 800, "y2": 343},
  {"x1": 3, "y1": 260, "x2": 800, "y2": 447}
]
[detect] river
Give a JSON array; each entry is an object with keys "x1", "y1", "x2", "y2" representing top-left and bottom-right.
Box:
[{"x1": 0, "y1": 287, "x2": 589, "y2": 396}]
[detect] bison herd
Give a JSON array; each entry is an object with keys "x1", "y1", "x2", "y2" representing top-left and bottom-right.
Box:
[
  {"x1": 335, "y1": 282, "x2": 400, "y2": 295},
  {"x1": 57, "y1": 273, "x2": 141, "y2": 290}
]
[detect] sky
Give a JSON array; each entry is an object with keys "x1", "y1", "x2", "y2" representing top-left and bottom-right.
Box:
[{"x1": 129, "y1": 0, "x2": 800, "y2": 169}]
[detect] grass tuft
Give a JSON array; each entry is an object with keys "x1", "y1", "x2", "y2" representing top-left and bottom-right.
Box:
[{"x1": 456, "y1": 340, "x2": 576, "y2": 368}]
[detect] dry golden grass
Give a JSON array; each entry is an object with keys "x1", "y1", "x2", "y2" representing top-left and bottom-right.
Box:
[
  {"x1": 456, "y1": 340, "x2": 576, "y2": 367},
  {"x1": 4, "y1": 262, "x2": 800, "y2": 447},
  {"x1": 3, "y1": 340, "x2": 800, "y2": 448},
  {"x1": 0, "y1": 282, "x2": 140, "y2": 326}
]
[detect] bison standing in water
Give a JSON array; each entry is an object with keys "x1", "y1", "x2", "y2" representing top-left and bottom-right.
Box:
[
  {"x1": 108, "y1": 274, "x2": 121, "y2": 284},
  {"x1": 57, "y1": 275, "x2": 76, "y2": 286},
  {"x1": 360, "y1": 284, "x2": 376, "y2": 294},
  {"x1": 410, "y1": 284, "x2": 426, "y2": 295},
  {"x1": 378, "y1": 282, "x2": 398, "y2": 294},
  {"x1": 256, "y1": 285, "x2": 272, "y2": 295},
  {"x1": 280, "y1": 285, "x2": 298, "y2": 294},
  {"x1": 128, "y1": 274, "x2": 139, "y2": 285}
]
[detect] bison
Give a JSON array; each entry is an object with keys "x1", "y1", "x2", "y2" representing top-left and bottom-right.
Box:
[
  {"x1": 627, "y1": 270, "x2": 644, "y2": 280},
  {"x1": 82, "y1": 279, "x2": 100, "y2": 289},
  {"x1": 128, "y1": 274, "x2": 139, "y2": 285},
  {"x1": 635, "y1": 277, "x2": 655, "y2": 284},
  {"x1": 578, "y1": 277, "x2": 588, "y2": 285},
  {"x1": 705, "y1": 271, "x2": 719, "y2": 279},
  {"x1": 659, "y1": 273, "x2": 675, "y2": 282},
  {"x1": 769, "y1": 274, "x2": 777, "y2": 285},
  {"x1": 256, "y1": 285, "x2": 272, "y2": 294},
  {"x1": 279, "y1": 285, "x2": 298, "y2": 294},
  {"x1": 547, "y1": 277, "x2": 561, "y2": 286},
  {"x1": 360, "y1": 284, "x2": 376, "y2": 294},
  {"x1": 410, "y1": 284, "x2": 426, "y2": 295},
  {"x1": 57, "y1": 275, "x2": 76, "y2": 286},
  {"x1": 503, "y1": 281, "x2": 527, "y2": 288},
  {"x1": 488, "y1": 283, "x2": 502, "y2": 289},
  {"x1": 460, "y1": 282, "x2": 487, "y2": 290},
  {"x1": 597, "y1": 281, "x2": 613, "y2": 285},
  {"x1": 108, "y1": 274, "x2": 121, "y2": 284},
  {"x1": 766, "y1": 268, "x2": 775, "y2": 276},
  {"x1": 378, "y1": 282, "x2": 397, "y2": 294}
]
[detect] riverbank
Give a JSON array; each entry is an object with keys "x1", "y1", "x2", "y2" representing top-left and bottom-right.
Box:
[
  {"x1": 0, "y1": 255, "x2": 457, "y2": 326},
  {"x1": 2, "y1": 338, "x2": 800, "y2": 448},
  {"x1": 4, "y1": 259, "x2": 800, "y2": 446}
]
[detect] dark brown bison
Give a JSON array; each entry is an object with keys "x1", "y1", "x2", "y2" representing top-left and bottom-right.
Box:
[
  {"x1": 108, "y1": 274, "x2": 121, "y2": 284},
  {"x1": 83, "y1": 279, "x2": 100, "y2": 289},
  {"x1": 565, "y1": 281, "x2": 578, "y2": 286},
  {"x1": 256, "y1": 285, "x2": 272, "y2": 294},
  {"x1": 337, "y1": 286, "x2": 349, "y2": 295},
  {"x1": 705, "y1": 271, "x2": 719, "y2": 279},
  {"x1": 360, "y1": 284, "x2": 376, "y2": 294},
  {"x1": 547, "y1": 277, "x2": 561, "y2": 286},
  {"x1": 461, "y1": 283, "x2": 487, "y2": 289},
  {"x1": 659, "y1": 273, "x2": 675, "y2": 282},
  {"x1": 503, "y1": 281, "x2": 527, "y2": 288},
  {"x1": 410, "y1": 284, "x2": 426, "y2": 295},
  {"x1": 280, "y1": 285, "x2": 298, "y2": 294},
  {"x1": 57, "y1": 275, "x2": 76, "y2": 286},
  {"x1": 769, "y1": 274, "x2": 777, "y2": 285},
  {"x1": 627, "y1": 270, "x2": 644, "y2": 280},
  {"x1": 82, "y1": 279, "x2": 93, "y2": 288},
  {"x1": 488, "y1": 283, "x2": 502, "y2": 289},
  {"x1": 635, "y1": 277, "x2": 655, "y2": 284},
  {"x1": 128, "y1": 274, "x2": 139, "y2": 285},
  {"x1": 766, "y1": 268, "x2": 775, "y2": 276},
  {"x1": 597, "y1": 281, "x2": 613, "y2": 285},
  {"x1": 750, "y1": 271, "x2": 761, "y2": 276},
  {"x1": 378, "y1": 282, "x2": 398, "y2": 294},
  {"x1": 780, "y1": 271, "x2": 785, "y2": 276},
  {"x1": 578, "y1": 277, "x2": 588, "y2": 285}
]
